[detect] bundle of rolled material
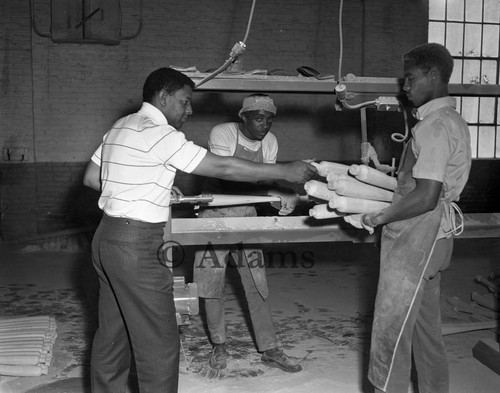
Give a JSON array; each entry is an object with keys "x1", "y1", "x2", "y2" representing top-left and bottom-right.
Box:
[
  {"x1": 304, "y1": 180, "x2": 339, "y2": 201},
  {"x1": 0, "y1": 316, "x2": 57, "y2": 377},
  {"x1": 327, "y1": 172, "x2": 393, "y2": 202},
  {"x1": 309, "y1": 203, "x2": 345, "y2": 219},
  {"x1": 311, "y1": 161, "x2": 350, "y2": 177},
  {"x1": 349, "y1": 164, "x2": 397, "y2": 191},
  {"x1": 306, "y1": 162, "x2": 396, "y2": 221},
  {"x1": 329, "y1": 194, "x2": 390, "y2": 214}
]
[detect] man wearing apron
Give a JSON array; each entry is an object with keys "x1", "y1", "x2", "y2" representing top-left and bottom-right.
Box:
[
  {"x1": 193, "y1": 94, "x2": 302, "y2": 373},
  {"x1": 360, "y1": 44, "x2": 471, "y2": 392}
]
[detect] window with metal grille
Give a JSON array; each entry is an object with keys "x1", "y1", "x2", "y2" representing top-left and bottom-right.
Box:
[{"x1": 429, "y1": 0, "x2": 500, "y2": 158}]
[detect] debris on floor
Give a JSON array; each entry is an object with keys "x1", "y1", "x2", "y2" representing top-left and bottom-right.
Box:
[
  {"x1": 444, "y1": 271, "x2": 500, "y2": 376},
  {"x1": 8, "y1": 228, "x2": 95, "y2": 253},
  {"x1": 445, "y1": 271, "x2": 499, "y2": 323}
]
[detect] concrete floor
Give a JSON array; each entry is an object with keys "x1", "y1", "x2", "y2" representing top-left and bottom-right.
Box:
[{"x1": 0, "y1": 236, "x2": 498, "y2": 393}]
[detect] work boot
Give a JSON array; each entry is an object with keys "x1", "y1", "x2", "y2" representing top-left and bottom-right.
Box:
[
  {"x1": 209, "y1": 343, "x2": 227, "y2": 369},
  {"x1": 261, "y1": 347, "x2": 302, "y2": 373}
]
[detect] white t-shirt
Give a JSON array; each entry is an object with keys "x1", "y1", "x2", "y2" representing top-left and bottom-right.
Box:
[{"x1": 208, "y1": 122, "x2": 278, "y2": 163}]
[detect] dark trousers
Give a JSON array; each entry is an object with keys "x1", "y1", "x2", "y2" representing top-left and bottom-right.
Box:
[
  {"x1": 90, "y1": 214, "x2": 179, "y2": 393},
  {"x1": 375, "y1": 237, "x2": 453, "y2": 393},
  {"x1": 204, "y1": 254, "x2": 278, "y2": 351}
]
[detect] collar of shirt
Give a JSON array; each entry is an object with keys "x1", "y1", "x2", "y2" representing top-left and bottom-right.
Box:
[
  {"x1": 413, "y1": 96, "x2": 456, "y2": 121},
  {"x1": 139, "y1": 102, "x2": 169, "y2": 125}
]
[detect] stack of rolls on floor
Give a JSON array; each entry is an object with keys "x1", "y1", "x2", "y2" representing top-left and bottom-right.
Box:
[
  {"x1": 0, "y1": 316, "x2": 57, "y2": 378},
  {"x1": 306, "y1": 161, "x2": 397, "y2": 229}
]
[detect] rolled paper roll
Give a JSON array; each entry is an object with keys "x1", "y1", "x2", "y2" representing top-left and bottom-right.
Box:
[
  {"x1": 349, "y1": 164, "x2": 397, "y2": 191},
  {"x1": 311, "y1": 161, "x2": 350, "y2": 177},
  {"x1": 205, "y1": 194, "x2": 281, "y2": 207},
  {"x1": 309, "y1": 203, "x2": 345, "y2": 219},
  {"x1": 329, "y1": 194, "x2": 390, "y2": 213},
  {"x1": 0, "y1": 347, "x2": 45, "y2": 354},
  {"x1": 326, "y1": 172, "x2": 351, "y2": 186},
  {"x1": 304, "y1": 180, "x2": 339, "y2": 201},
  {"x1": 0, "y1": 354, "x2": 41, "y2": 366},
  {"x1": 0, "y1": 332, "x2": 48, "y2": 339},
  {"x1": 327, "y1": 173, "x2": 394, "y2": 202},
  {"x1": 0, "y1": 364, "x2": 48, "y2": 377}
]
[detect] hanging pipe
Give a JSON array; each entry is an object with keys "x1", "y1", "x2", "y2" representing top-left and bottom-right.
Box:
[
  {"x1": 195, "y1": 0, "x2": 257, "y2": 88},
  {"x1": 390, "y1": 101, "x2": 410, "y2": 142}
]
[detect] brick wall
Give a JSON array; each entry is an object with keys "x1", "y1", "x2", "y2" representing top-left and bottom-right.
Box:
[
  {"x1": 0, "y1": 163, "x2": 101, "y2": 240},
  {"x1": 1, "y1": 0, "x2": 429, "y2": 163},
  {"x1": 1, "y1": 0, "x2": 498, "y2": 240}
]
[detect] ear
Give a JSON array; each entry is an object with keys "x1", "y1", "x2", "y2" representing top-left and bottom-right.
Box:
[
  {"x1": 158, "y1": 89, "x2": 170, "y2": 106},
  {"x1": 429, "y1": 67, "x2": 440, "y2": 83}
]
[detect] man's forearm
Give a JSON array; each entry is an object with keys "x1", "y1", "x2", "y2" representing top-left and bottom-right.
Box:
[
  {"x1": 224, "y1": 157, "x2": 289, "y2": 182},
  {"x1": 370, "y1": 194, "x2": 435, "y2": 226},
  {"x1": 368, "y1": 178, "x2": 443, "y2": 227},
  {"x1": 83, "y1": 160, "x2": 101, "y2": 191},
  {"x1": 192, "y1": 152, "x2": 314, "y2": 184}
]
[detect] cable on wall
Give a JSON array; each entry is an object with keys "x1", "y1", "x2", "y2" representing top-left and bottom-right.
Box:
[
  {"x1": 195, "y1": 0, "x2": 257, "y2": 88},
  {"x1": 337, "y1": 0, "x2": 344, "y2": 82}
]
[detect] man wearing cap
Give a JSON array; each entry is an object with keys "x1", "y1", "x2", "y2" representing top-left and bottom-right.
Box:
[{"x1": 193, "y1": 93, "x2": 302, "y2": 374}]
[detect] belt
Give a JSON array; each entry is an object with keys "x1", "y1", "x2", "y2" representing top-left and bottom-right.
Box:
[{"x1": 102, "y1": 213, "x2": 166, "y2": 229}]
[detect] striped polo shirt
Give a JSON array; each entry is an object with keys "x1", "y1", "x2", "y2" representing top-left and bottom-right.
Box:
[{"x1": 91, "y1": 102, "x2": 207, "y2": 223}]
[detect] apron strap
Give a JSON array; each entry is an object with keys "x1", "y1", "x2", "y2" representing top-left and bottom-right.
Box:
[{"x1": 441, "y1": 200, "x2": 465, "y2": 237}]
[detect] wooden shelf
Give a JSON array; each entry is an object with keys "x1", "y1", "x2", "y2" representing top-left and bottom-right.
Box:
[
  {"x1": 190, "y1": 73, "x2": 500, "y2": 96},
  {"x1": 168, "y1": 213, "x2": 500, "y2": 246}
]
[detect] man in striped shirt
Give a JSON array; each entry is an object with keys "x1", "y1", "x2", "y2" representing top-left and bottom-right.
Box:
[{"x1": 83, "y1": 67, "x2": 315, "y2": 393}]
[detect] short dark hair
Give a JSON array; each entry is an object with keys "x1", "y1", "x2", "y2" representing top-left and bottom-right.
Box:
[
  {"x1": 142, "y1": 67, "x2": 195, "y2": 103},
  {"x1": 403, "y1": 43, "x2": 454, "y2": 84}
]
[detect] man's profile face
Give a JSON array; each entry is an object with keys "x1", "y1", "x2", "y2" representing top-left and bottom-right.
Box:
[
  {"x1": 163, "y1": 86, "x2": 193, "y2": 129},
  {"x1": 403, "y1": 65, "x2": 434, "y2": 108},
  {"x1": 241, "y1": 110, "x2": 275, "y2": 141}
]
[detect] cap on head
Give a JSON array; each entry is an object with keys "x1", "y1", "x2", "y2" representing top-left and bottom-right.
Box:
[{"x1": 238, "y1": 94, "x2": 277, "y2": 117}]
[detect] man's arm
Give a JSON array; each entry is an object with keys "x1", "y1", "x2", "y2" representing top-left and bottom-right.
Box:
[
  {"x1": 363, "y1": 178, "x2": 442, "y2": 227},
  {"x1": 191, "y1": 151, "x2": 316, "y2": 184},
  {"x1": 83, "y1": 160, "x2": 101, "y2": 192}
]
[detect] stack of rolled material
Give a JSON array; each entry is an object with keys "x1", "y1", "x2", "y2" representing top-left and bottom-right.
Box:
[
  {"x1": 311, "y1": 161, "x2": 350, "y2": 177},
  {"x1": 305, "y1": 161, "x2": 396, "y2": 221},
  {"x1": 0, "y1": 316, "x2": 57, "y2": 377}
]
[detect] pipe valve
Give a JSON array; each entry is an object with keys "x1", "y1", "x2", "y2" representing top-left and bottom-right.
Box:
[{"x1": 229, "y1": 41, "x2": 246, "y2": 58}]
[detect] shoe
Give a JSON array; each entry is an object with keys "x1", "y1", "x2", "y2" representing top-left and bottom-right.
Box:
[
  {"x1": 261, "y1": 348, "x2": 302, "y2": 373},
  {"x1": 209, "y1": 343, "x2": 227, "y2": 370}
]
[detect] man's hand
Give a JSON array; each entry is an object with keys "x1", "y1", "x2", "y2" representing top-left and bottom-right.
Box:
[
  {"x1": 268, "y1": 189, "x2": 301, "y2": 216},
  {"x1": 343, "y1": 214, "x2": 375, "y2": 234},
  {"x1": 170, "y1": 186, "x2": 184, "y2": 203},
  {"x1": 283, "y1": 161, "x2": 317, "y2": 183},
  {"x1": 361, "y1": 213, "x2": 377, "y2": 229}
]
